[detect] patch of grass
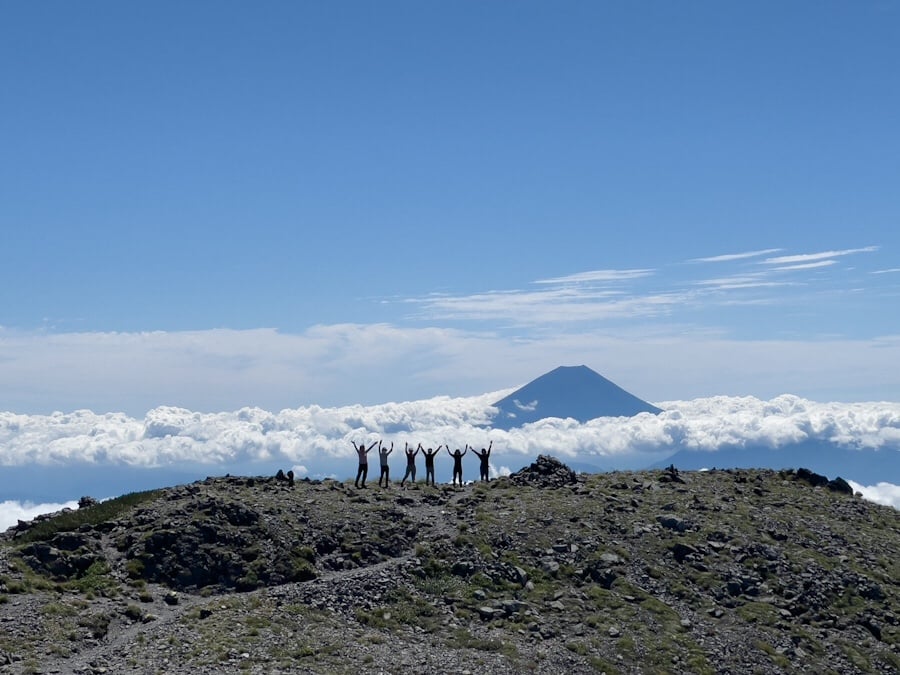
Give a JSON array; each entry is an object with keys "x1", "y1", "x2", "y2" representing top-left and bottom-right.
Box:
[
  {"x1": 737, "y1": 601, "x2": 780, "y2": 626},
  {"x1": 448, "y1": 627, "x2": 516, "y2": 657},
  {"x1": 3, "y1": 579, "x2": 28, "y2": 594},
  {"x1": 755, "y1": 640, "x2": 791, "y2": 669},
  {"x1": 616, "y1": 634, "x2": 636, "y2": 659},
  {"x1": 565, "y1": 641, "x2": 589, "y2": 656},
  {"x1": 589, "y1": 656, "x2": 621, "y2": 673},
  {"x1": 78, "y1": 612, "x2": 112, "y2": 639},
  {"x1": 124, "y1": 604, "x2": 144, "y2": 621},
  {"x1": 356, "y1": 588, "x2": 442, "y2": 633},
  {"x1": 838, "y1": 639, "x2": 872, "y2": 671},
  {"x1": 67, "y1": 560, "x2": 118, "y2": 596},
  {"x1": 40, "y1": 602, "x2": 79, "y2": 617}
]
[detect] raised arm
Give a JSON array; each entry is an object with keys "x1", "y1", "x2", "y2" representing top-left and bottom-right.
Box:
[
  {"x1": 487, "y1": 440, "x2": 493, "y2": 456},
  {"x1": 387, "y1": 442, "x2": 394, "y2": 456},
  {"x1": 367, "y1": 439, "x2": 379, "y2": 452}
]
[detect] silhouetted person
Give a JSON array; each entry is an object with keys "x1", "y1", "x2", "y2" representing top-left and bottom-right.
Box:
[
  {"x1": 400, "y1": 442, "x2": 420, "y2": 487},
  {"x1": 448, "y1": 444, "x2": 468, "y2": 486},
  {"x1": 472, "y1": 441, "x2": 492, "y2": 482},
  {"x1": 378, "y1": 441, "x2": 393, "y2": 487},
  {"x1": 421, "y1": 445, "x2": 442, "y2": 486},
  {"x1": 352, "y1": 439, "x2": 378, "y2": 488}
]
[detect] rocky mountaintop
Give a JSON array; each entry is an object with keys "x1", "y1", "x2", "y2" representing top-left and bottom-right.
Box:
[{"x1": 1, "y1": 458, "x2": 898, "y2": 674}]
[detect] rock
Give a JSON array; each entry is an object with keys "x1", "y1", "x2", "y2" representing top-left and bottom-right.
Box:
[
  {"x1": 827, "y1": 477, "x2": 853, "y2": 494},
  {"x1": 657, "y1": 515, "x2": 690, "y2": 532},
  {"x1": 795, "y1": 468, "x2": 829, "y2": 488},
  {"x1": 671, "y1": 543, "x2": 699, "y2": 563},
  {"x1": 542, "y1": 560, "x2": 560, "y2": 576},
  {"x1": 514, "y1": 566, "x2": 529, "y2": 586},
  {"x1": 501, "y1": 600, "x2": 527, "y2": 616},
  {"x1": 477, "y1": 606, "x2": 504, "y2": 620},
  {"x1": 451, "y1": 560, "x2": 476, "y2": 577}
]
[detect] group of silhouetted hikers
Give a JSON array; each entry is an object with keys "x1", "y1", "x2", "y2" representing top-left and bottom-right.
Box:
[{"x1": 350, "y1": 440, "x2": 492, "y2": 489}]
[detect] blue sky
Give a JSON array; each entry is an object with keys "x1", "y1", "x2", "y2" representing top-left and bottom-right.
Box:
[
  {"x1": 1, "y1": 3, "x2": 899, "y2": 411},
  {"x1": 4, "y1": 2, "x2": 900, "y2": 415}
]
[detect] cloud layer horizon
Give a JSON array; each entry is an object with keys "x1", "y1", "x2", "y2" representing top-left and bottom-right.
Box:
[
  {"x1": 2, "y1": 392, "x2": 898, "y2": 468},
  {"x1": 2, "y1": 392, "x2": 900, "y2": 529}
]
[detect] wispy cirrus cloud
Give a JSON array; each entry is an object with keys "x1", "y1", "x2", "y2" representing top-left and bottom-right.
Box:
[
  {"x1": 405, "y1": 243, "x2": 888, "y2": 334},
  {"x1": 762, "y1": 246, "x2": 879, "y2": 266},
  {"x1": 771, "y1": 260, "x2": 838, "y2": 272},
  {"x1": 693, "y1": 273, "x2": 797, "y2": 291},
  {"x1": 534, "y1": 269, "x2": 655, "y2": 284},
  {"x1": 414, "y1": 287, "x2": 688, "y2": 324},
  {"x1": 690, "y1": 248, "x2": 783, "y2": 263}
]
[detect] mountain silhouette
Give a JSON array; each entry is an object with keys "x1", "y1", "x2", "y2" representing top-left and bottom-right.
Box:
[{"x1": 490, "y1": 365, "x2": 661, "y2": 429}]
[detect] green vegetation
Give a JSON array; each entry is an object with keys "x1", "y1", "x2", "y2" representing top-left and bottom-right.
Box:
[{"x1": 12, "y1": 490, "x2": 164, "y2": 544}]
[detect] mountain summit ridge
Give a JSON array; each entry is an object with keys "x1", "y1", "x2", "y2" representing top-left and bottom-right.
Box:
[
  {"x1": 2, "y1": 464, "x2": 898, "y2": 673},
  {"x1": 490, "y1": 364, "x2": 661, "y2": 429}
]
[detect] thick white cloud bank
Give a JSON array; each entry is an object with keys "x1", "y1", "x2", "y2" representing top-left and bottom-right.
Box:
[
  {"x1": 2, "y1": 394, "x2": 899, "y2": 526},
  {"x1": 2, "y1": 393, "x2": 899, "y2": 467}
]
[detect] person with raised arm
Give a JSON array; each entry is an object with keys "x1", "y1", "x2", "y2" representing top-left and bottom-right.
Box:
[
  {"x1": 377, "y1": 441, "x2": 394, "y2": 488},
  {"x1": 421, "y1": 444, "x2": 442, "y2": 486},
  {"x1": 472, "y1": 440, "x2": 493, "y2": 482},
  {"x1": 400, "y1": 442, "x2": 420, "y2": 487},
  {"x1": 448, "y1": 443, "x2": 468, "y2": 487},
  {"x1": 351, "y1": 439, "x2": 379, "y2": 489}
]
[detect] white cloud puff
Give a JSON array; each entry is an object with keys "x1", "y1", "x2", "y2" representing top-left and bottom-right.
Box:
[{"x1": 848, "y1": 481, "x2": 900, "y2": 510}]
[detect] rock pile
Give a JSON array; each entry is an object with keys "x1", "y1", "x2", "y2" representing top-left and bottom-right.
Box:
[{"x1": 509, "y1": 454, "x2": 577, "y2": 488}]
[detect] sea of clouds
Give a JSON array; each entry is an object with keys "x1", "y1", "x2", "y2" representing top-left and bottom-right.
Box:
[{"x1": 2, "y1": 392, "x2": 899, "y2": 529}]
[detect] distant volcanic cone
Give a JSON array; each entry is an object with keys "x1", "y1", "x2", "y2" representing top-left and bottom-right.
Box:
[{"x1": 490, "y1": 365, "x2": 662, "y2": 430}]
